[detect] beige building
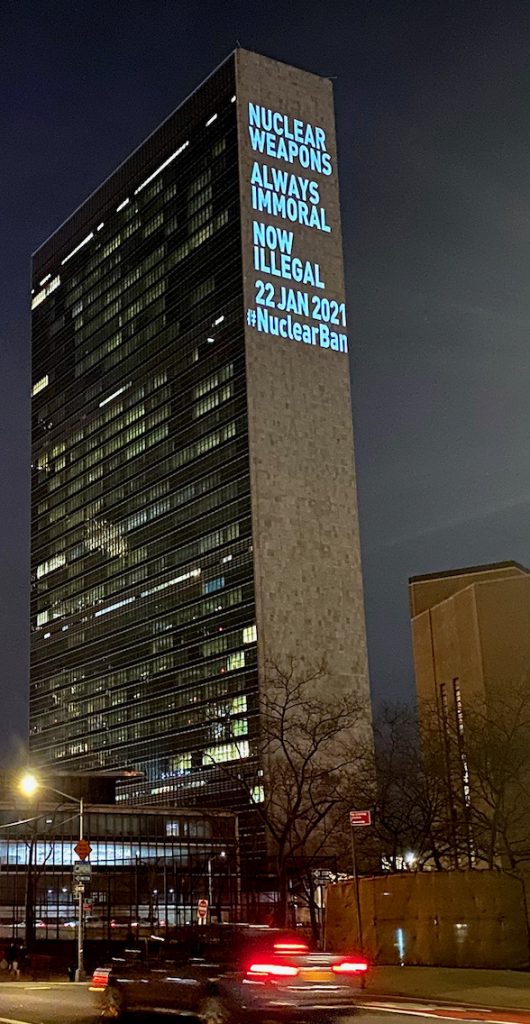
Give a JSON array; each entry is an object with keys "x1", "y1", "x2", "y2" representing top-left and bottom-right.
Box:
[
  {"x1": 410, "y1": 560, "x2": 530, "y2": 713},
  {"x1": 409, "y1": 560, "x2": 530, "y2": 868}
]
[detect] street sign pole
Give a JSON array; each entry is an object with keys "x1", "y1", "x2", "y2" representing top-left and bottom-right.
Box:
[
  {"x1": 350, "y1": 827, "x2": 363, "y2": 952},
  {"x1": 75, "y1": 797, "x2": 85, "y2": 982},
  {"x1": 349, "y1": 809, "x2": 371, "y2": 953}
]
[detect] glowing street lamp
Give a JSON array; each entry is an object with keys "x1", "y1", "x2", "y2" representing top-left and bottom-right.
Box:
[
  {"x1": 19, "y1": 773, "x2": 39, "y2": 798},
  {"x1": 18, "y1": 772, "x2": 86, "y2": 980}
]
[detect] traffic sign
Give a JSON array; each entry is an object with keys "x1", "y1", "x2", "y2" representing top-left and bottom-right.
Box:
[
  {"x1": 197, "y1": 898, "x2": 208, "y2": 920},
  {"x1": 74, "y1": 839, "x2": 92, "y2": 861},
  {"x1": 349, "y1": 809, "x2": 372, "y2": 827},
  {"x1": 312, "y1": 869, "x2": 336, "y2": 886},
  {"x1": 73, "y1": 862, "x2": 92, "y2": 882}
]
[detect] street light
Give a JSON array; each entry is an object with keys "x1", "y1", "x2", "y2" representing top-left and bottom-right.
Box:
[
  {"x1": 207, "y1": 850, "x2": 226, "y2": 922},
  {"x1": 18, "y1": 772, "x2": 86, "y2": 981}
]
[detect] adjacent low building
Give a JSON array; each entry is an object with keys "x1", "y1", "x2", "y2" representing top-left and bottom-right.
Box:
[
  {"x1": 410, "y1": 560, "x2": 530, "y2": 715},
  {"x1": 0, "y1": 774, "x2": 238, "y2": 940},
  {"x1": 409, "y1": 560, "x2": 530, "y2": 869}
]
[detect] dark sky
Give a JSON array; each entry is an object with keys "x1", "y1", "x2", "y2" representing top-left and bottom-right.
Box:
[{"x1": 1, "y1": 0, "x2": 529, "y2": 763}]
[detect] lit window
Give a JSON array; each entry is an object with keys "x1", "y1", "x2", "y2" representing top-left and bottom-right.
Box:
[
  {"x1": 94, "y1": 596, "x2": 135, "y2": 618},
  {"x1": 134, "y1": 140, "x2": 189, "y2": 194},
  {"x1": 251, "y1": 785, "x2": 265, "y2": 804},
  {"x1": 61, "y1": 233, "x2": 94, "y2": 265},
  {"x1": 204, "y1": 577, "x2": 225, "y2": 594},
  {"x1": 231, "y1": 695, "x2": 247, "y2": 714},
  {"x1": 31, "y1": 275, "x2": 60, "y2": 310},
  {"x1": 243, "y1": 624, "x2": 257, "y2": 644},
  {"x1": 203, "y1": 741, "x2": 249, "y2": 765},
  {"x1": 32, "y1": 375, "x2": 49, "y2": 397},
  {"x1": 227, "y1": 651, "x2": 245, "y2": 672},
  {"x1": 36, "y1": 554, "x2": 66, "y2": 578},
  {"x1": 171, "y1": 753, "x2": 192, "y2": 773}
]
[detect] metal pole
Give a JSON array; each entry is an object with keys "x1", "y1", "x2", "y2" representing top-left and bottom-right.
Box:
[
  {"x1": 350, "y1": 828, "x2": 363, "y2": 952},
  {"x1": 207, "y1": 858, "x2": 213, "y2": 921},
  {"x1": 75, "y1": 797, "x2": 85, "y2": 982}
]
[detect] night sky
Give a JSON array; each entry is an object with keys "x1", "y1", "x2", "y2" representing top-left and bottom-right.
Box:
[{"x1": 1, "y1": 0, "x2": 529, "y2": 764}]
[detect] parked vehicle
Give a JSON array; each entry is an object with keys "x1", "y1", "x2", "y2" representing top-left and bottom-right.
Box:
[{"x1": 90, "y1": 924, "x2": 368, "y2": 1022}]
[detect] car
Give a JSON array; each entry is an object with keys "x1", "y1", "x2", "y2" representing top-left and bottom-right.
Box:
[{"x1": 90, "y1": 924, "x2": 368, "y2": 1022}]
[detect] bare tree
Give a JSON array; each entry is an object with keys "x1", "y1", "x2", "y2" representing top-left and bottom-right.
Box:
[
  {"x1": 206, "y1": 658, "x2": 372, "y2": 932},
  {"x1": 374, "y1": 683, "x2": 530, "y2": 874},
  {"x1": 355, "y1": 703, "x2": 453, "y2": 871},
  {"x1": 454, "y1": 680, "x2": 530, "y2": 870}
]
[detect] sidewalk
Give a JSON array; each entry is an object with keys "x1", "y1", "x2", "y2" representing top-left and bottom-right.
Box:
[{"x1": 365, "y1": 966, "x2": 530, "y2": 1012}]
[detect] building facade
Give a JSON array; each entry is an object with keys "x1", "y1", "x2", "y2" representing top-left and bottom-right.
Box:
[
  {"x1": 410, "y1": 560, "x2": 530, "y2": 715},
  {"x1": 0, "y1": 803, "x2": 237, "y2": 941},
  {"x1": 30, "y1": 51, "x2": 371, "y2": 829},
  {"x1": 410, "y1": 560, "x2": 530, "y2": 868}
]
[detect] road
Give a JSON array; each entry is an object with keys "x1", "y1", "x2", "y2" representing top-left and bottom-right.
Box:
[{"x1": 0, "y1": 983, "x2": 527, "y2": 1024}]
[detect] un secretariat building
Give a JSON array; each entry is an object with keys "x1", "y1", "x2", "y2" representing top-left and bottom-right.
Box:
[{"x1": 30, "y1": 50, "x2": 371, "y2": 837}]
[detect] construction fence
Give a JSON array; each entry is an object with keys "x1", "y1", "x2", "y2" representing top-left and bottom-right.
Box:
[{"x1": 325, "y1": 870, "x2": 530, "y2": 968}]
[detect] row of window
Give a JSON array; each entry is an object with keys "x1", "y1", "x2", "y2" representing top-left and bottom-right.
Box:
[
  {"x1": 34, "y1": 512, "x2": 249, "y2": 632},
  {"x1": 33, "y1": 513, "x2": 244, "y2": 641}
]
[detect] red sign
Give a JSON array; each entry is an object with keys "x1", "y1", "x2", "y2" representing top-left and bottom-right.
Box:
[
  {"x1": 349, "y1": 810, "x2": 372, "y2": 827},
  {"x1": 74, "y1": 839, "x2": 92, "y2": 861},
  {"x1": 197, "y1": 898, "x2": 209, "y2": 919}
]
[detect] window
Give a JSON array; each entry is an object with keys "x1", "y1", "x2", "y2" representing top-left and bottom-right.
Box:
[
  {"x1": 31, "y1": 276, "x2": 60, "y2": 310},
  {"x1": 231, "y1": 695, "x2": 247, "y2": 714},
  {"x1": 243, "y1": 625, "x2": 257, "y2": 644},
  {"x1": 144, "y1": 211, "x2": 164, "y2": 237},
  {"x1": 227, "y1": 651, "x2": 245, "y2": 671},
  {"x1": 204, "y1": 577, "x2": 224, "y2": 594},
  {"x1": 203, "y1": 741, "x2": 249, "y2": 765},
  {"x1": 36, "y1": 554, "x2": 66, "y2": 578},
  {"x1": 32, "y1": 375, "x2": 49, "y2": 397}
]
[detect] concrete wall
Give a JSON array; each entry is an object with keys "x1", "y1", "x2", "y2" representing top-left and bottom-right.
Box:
[
  {"x1": 475, "y1": 576, "x2": 530, "y2": 701},
  {"x1": 409, "y1": 563, "x2": 526, "y2": 618},
  {"x1": 410, "y1": 563, "x2": 530, "y2": 716},
  {"x1": 235, "y1": 50, "x2": 371, "y2": 708},
  {"x1": 326, "y1": 872, "x2": 530, "y2": 968}
]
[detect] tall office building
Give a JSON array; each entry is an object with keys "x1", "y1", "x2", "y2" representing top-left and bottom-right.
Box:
[{"x1": 30, "y1": 50, "x2": 371, "y2": 821}]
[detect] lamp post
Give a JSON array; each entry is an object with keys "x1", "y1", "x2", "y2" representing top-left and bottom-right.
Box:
[
  {"x1": 19, "y1": 773, "x2": 86, "y2": 981},
  {"x1": 207, "y1": 851, "x2": 226, "y2": 922}
]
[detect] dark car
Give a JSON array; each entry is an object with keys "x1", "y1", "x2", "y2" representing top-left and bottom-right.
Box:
[{"x1": 91, "y1": 925, "x2": 368, "y2": 1022}]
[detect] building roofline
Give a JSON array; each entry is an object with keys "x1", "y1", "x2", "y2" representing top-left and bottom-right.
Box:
[
  {"x1": 32, "y1": 46, "x2": 332, "y2": 261},
  {"x1": 32, "y1": 48, "x2": 237, "y2": 258},
  {"x1": 409, "y1": 560, "x2": 529, "y2": 585}
]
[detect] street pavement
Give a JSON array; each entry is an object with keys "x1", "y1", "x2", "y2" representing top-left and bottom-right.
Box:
[
  {"x1": 0, "y1": 981, "x2": 528, "y2": 1024},
  {"x1": 0, "y1": 982, "x2": 465, "y2": 1024},
  {"x1": 365, "y1": 966, "x2": 530, "y2": 1013}
]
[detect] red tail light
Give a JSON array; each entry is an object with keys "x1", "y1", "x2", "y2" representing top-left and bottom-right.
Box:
[
  {"x1": 273, "y1": 942, "x2": 309, "y2": 953},
  {"x1": 247, "y1": 962, "x2": 300, "y2": 978},
  {"x1": 89, "y1": 968, "x2": 110, "y2": 990},
  {"x1": 332, "y1": 960, "x2": 368, "y2": 974}
]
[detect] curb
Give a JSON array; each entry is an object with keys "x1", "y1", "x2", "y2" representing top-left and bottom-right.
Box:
[{"x1": 360, "y1": 997, "x2": 530, "y2": 1024}]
